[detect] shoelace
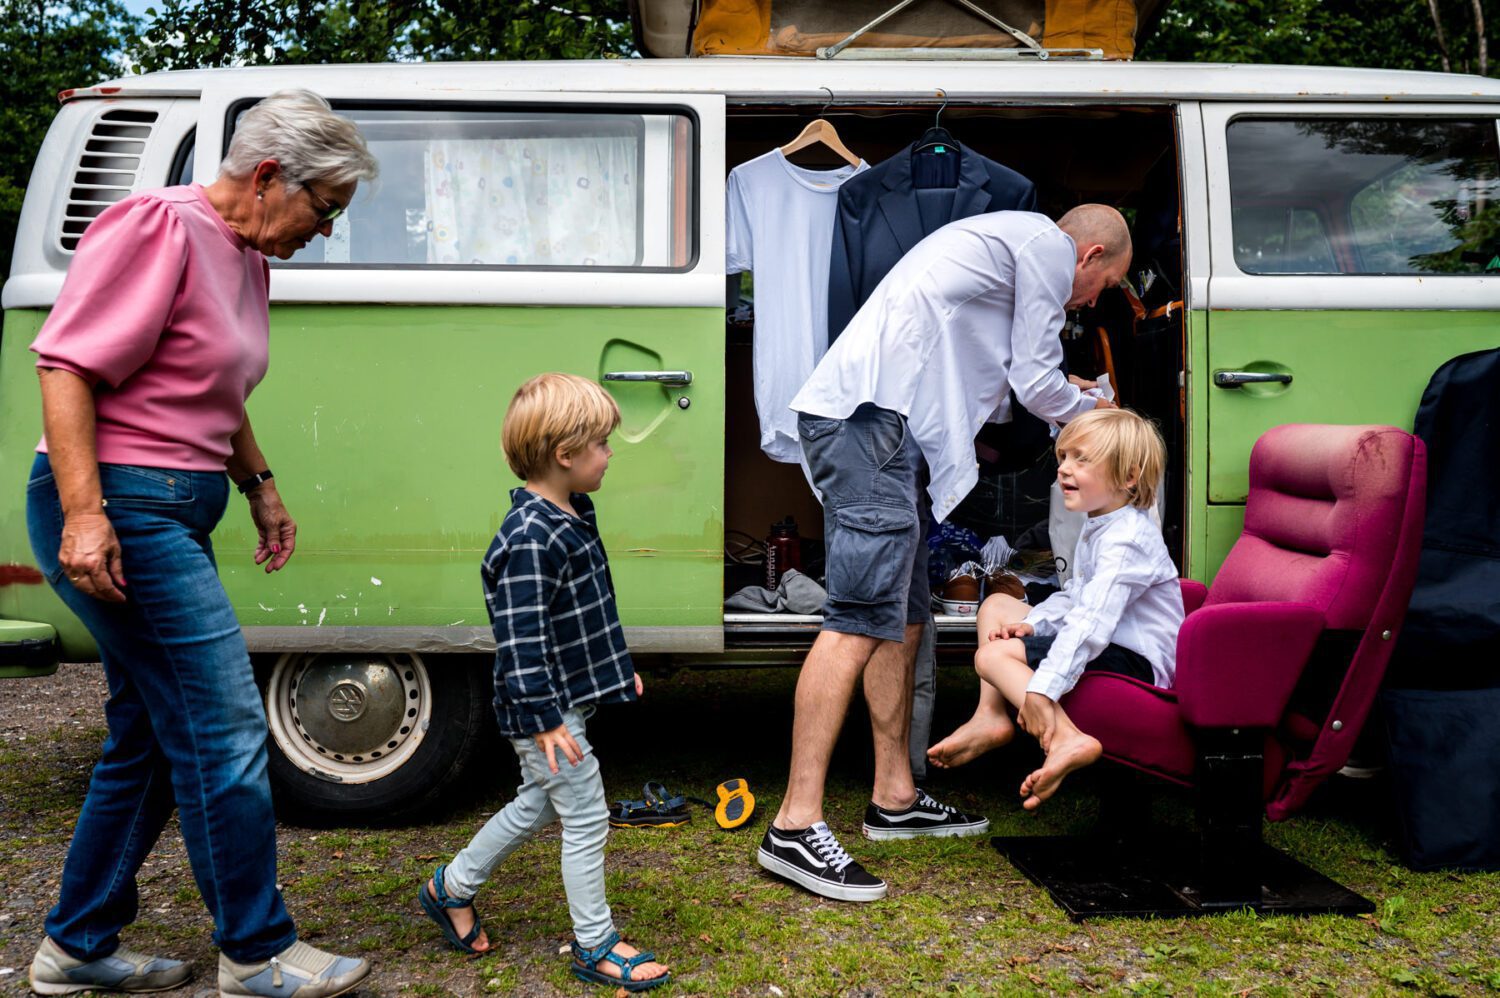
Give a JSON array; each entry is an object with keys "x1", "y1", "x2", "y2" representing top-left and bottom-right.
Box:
[
  {"x1": 916, "y1": 790, "x2": 958, "y2": 815},
  {"x1": 805, "y1": 825, "x2": 855, "y2": 874}
]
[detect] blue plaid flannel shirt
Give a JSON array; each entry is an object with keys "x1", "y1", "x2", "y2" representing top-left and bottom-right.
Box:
[{"x1": 482, "y1": 488, "x2": 636, "y2": 738}]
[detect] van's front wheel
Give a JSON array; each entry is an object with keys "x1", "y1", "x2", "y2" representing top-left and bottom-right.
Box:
[{"x1": 258, "y1": 651, "x2": 491, "y2": 823}]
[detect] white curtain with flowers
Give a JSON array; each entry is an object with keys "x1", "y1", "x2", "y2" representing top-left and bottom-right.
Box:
[{"x1": 422, "y1": 135, "x2": 638, "y2": 266}]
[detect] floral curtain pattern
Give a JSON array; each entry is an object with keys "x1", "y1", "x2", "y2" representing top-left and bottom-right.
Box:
[{"x1": 422, "y1": 135, "x2": 639, "y2": 266}]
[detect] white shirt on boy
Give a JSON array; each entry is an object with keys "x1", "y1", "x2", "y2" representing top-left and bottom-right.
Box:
[{"x1": 1024, "y1": 503, "x2": 1184, "y2": 701}]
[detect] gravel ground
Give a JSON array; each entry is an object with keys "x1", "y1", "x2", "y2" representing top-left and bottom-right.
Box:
[{"x1": 4, "y1": 663, "x2": 1498, "y2": 998}]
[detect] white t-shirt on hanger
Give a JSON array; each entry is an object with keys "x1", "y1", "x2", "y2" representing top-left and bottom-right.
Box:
[{"x1": 726, "y1": 148, "x2": 868, "y2": 464}]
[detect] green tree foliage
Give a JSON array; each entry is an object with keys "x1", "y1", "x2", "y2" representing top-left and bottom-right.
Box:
[
  {"x1": 129, "y1": 0, "x2": 633, "y2": 70},
  {"x1": 0, "y1": 0, "x2": 137, "y2": 277},
  {"x1": 1139, "y1": 0, "x2": 1496, "y2": 78}
]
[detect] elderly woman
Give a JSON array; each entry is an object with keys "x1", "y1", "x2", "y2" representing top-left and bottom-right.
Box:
[{"x1": 25, "y1": 90, "x2": 378, "y2": 998}]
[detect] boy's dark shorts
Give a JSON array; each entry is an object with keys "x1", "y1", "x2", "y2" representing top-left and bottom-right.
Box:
[
  {"x1": 798, "y1": 403, "x2": 930, "y2": 643},
  {"x1": 1020, "y1": 634, "x2": 1155, "y2": 685}
]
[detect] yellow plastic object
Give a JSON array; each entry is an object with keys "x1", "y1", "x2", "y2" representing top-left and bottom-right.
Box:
[{"x1": 714, "y1": 778, "x2": 756, "y2": 830}]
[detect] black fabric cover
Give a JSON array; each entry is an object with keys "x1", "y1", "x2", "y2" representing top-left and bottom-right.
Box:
[
  {"x1": 1389, "y1": 346, "x2": 1500, "y2": 690},
  {"x1": 1382, "y1": 687, "x2": 1500, "y2": 871},
  {"x1": 1382, "y1": 347, "x2": 1500, "y2": 871}
]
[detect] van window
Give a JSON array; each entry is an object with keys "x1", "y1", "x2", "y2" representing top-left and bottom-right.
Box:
[
  {"x1": 1227, "y1": 117, "x2": 1500, "y2": 275},
  {"x1": 236, "y1": 105, "x2": 695, "y2": 270}
]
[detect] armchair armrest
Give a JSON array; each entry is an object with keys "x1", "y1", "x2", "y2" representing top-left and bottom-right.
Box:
[
  {"x1": 1180, "y1": 579, "x2": 1209, "y2": 615},
  {"x1": 1175, "y1": 602, "x2": 1325, "y2": 729}
]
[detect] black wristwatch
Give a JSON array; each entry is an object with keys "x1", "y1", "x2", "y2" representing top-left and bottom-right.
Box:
[{"x1": 236, "y1": 469, "x2": 274, "y2": 494}]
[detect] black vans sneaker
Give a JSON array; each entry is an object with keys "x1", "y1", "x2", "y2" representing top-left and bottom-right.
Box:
[
  {"x1": 757, "y1": 821, "x2": 888, "y2": 901},
  {"x1": 862, "y1": 789, "x2": 990, "y2": 840}
]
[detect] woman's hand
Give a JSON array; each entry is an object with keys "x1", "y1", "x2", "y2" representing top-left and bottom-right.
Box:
[
  {"x1": 247, "y1": 485, "x2": 297, "y2": 572},
  {"x1": 59, "y1": 512, "x2": 127, "y2": 602},
  {"x1": 1067, "y1": 374, "x2": 1098, "y2": 390},
  {"x1": 634, "y1": 672, "x2": 645, "y2": 697}
]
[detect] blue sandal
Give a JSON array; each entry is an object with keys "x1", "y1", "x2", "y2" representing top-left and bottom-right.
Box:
[
  {"x1": 570, "y1": 930, "x2": 670, "y2": 992},
  {"x1": 609, "y1": 781, "x2": 706, "y2": 828},
  {"x1": 418, "y1": 864, "x2": 486, "y2": 955}
]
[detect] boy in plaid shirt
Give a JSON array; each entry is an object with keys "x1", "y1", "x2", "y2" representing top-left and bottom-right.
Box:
[{"x1": 418, "y1": 373, "x2": 669, "y2": 992}]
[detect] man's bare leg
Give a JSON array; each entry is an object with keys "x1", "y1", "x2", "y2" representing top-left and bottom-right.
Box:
[
  {"x1": 927, "y1": 595, "x2": 1031, "y2": 768},
  {"x1": 1019, "y1": 704, "x2": 1102, "y2": 810},
  {"x1": 864, "y1": 621, "x2": 924, "y2": 810},
  {"x1": 774, "y1": 629, "x2": 882, "y2": 829}
]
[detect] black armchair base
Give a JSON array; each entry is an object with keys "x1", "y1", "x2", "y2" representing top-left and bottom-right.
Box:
[{"x1": 993, "y1": 833, "x2": 1374, "y2": 921}]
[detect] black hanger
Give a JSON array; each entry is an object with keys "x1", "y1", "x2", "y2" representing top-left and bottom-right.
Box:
[{"x1": 914, "y1": 89, "x2": 957, "y2": 155}]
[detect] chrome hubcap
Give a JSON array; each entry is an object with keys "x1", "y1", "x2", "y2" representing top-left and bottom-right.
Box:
[{"x1": 265, "y1": 652, "x2": 432, "y2": 784}]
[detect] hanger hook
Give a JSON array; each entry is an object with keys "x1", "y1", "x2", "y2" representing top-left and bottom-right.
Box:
[
  {"x1": 820, "y1": 86, "x2": 834, "y2": 118},
  {"x1": 935, "y1": 87, "x2": 948, "y2": 130}
]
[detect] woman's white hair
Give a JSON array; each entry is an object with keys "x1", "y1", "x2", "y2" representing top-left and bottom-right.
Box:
[{"x1": 220, "y1": 89, "x2": 378, "y2": 190}]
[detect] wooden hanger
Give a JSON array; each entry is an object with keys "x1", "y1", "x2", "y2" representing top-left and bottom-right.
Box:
[
  {"x1": 780, "y1": 118, "x2": 861, "y2": 168},
  {"x1": 780, "y1": 90, "x2": 860, "y2": 168}
]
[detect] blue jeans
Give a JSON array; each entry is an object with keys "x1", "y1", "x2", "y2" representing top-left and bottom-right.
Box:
[
  {"x1": 444, "y1": 707, "x2": 615, "y2": 948},
  {"x1": 25, "y1": 455, "x2": 296, "y2": 963}
]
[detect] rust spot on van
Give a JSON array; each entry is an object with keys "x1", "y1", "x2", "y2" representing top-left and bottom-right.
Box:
[
  {"x1": 57, "y1": 88, "x2": 75, "y2": 102},
  {"x1": 99, "y1": 86, "x2": 121, "y2": 94},
  {"x1": 0, "y1": 564, "x2": 45, "y2": 586}
]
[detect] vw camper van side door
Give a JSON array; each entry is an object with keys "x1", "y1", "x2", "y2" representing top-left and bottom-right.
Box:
[
  {"x1": 1198, "y1": 101, "x2": 1500, "y2": 578},
  {"x1": 191, "y1": 82, "x2": 728, "y2": 660}
]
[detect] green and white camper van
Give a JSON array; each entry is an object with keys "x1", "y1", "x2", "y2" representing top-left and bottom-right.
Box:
[{"x1": 4, "y1": 58, "x2": 1498, "y2": 817}]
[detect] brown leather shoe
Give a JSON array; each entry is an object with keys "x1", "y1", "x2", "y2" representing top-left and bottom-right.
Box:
[
  {"x1": 935, "y1": 563, "x2": 983, "y2": 615},
  {"x1": 940, "y1": 570, "x2": 981, "y2": 603},
  {"x1": 984, "y1": 569, "x2": 1026, "y2": 601}
]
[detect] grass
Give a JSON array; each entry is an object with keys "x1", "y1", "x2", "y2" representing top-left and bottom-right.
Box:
[{"x1": 0, "y1": 665, "x2": 1497, "y2": 996}]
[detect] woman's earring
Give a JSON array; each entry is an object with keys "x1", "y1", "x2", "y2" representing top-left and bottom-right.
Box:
[{"x1": 256, "y1": 190, "x2": 264, "y2": 200}]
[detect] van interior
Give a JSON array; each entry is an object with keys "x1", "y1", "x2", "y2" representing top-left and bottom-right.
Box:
[{"x1": 721, "y1": 103, "x2": 1184, "y2": 644}]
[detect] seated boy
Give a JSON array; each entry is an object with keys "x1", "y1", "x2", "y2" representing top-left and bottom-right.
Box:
[{"x1": 927, "y1": 408, "x2": 1184, "y2": 808}]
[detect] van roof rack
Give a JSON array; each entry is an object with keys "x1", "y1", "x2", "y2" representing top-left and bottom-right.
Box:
[{"x1": 817, "y1": 0, "x2": 1101, "y2": 60}]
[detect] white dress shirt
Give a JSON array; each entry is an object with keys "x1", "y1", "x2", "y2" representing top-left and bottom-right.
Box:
[
  {"x1": 727, "y1": 150, "x2": 868, "y2": 463},
  {"x1": 789, "y1": 211, "x2": 1093, "y2": 523},
  {"x1": 1024, "y1": 503, "x2": 1184, "y2": 700}
]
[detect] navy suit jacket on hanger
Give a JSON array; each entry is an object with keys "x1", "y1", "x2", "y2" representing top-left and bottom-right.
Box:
[{"x1": 827, "y1": 143, "x2": 1038, "y2": 340}]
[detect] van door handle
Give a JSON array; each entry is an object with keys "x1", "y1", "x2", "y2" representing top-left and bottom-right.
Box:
[
  {"x1": 1214, "y1": 370, "x2": 1293, "y2": 388},
  {"x1": 603, "y1": 370, "x2": 693, "y2": 387}
]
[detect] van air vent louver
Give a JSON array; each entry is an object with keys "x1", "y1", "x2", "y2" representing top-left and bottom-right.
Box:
[{"x1": 59, "y1": 108, "x2": 159, "y2": 252}]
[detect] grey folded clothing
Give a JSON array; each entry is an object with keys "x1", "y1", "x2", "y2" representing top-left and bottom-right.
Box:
[{"x1": 724, "y1": 568, "x2": 828, "y2": 615}]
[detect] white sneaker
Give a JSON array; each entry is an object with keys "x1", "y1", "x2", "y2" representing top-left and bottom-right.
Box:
[
  {"x1": 29, "y1": 937, "x2": 192, "y2": 995},
  {"x1": 218, "y1": 940, "x2": 369, "y2": 998}
]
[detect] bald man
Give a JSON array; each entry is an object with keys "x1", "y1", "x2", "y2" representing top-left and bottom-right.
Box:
[{"x1": 758, "y1": 206, "x2": 1130, "y2": 903}]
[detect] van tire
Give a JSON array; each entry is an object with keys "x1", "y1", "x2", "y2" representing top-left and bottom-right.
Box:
[{"x1": 255, "y1": 652, "x2": 492, "y2": 825}]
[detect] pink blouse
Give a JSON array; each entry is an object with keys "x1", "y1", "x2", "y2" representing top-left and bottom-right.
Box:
[{"x1": 32, "y1": 184, "x2": 270, "y2": 471}]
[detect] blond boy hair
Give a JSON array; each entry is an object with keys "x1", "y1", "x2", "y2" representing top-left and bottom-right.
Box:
[
  {"x1": 501, "y1": 373, "x2": 621, "y2": 480},
  {"x1": 1055, "y1": 407, "x2": 1166, "y2": 511}
]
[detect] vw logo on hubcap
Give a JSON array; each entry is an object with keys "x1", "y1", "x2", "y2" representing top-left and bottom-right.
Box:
[{"x1": 327, "y1": 681, "x2": 368, "y2": 722}]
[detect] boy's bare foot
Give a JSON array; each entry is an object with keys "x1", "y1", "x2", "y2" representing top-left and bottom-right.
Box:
[
  {"x1": 426, "y1": 878, "x2": 490, "y2": 952},
  {"x1": 927, "y1": 712, "x2": 1015, "y2": 769},
  {"x1": 591, "y1": 940, "x2": 668, "y2": 984},
  {"x1": 1019, "y1": 730, "x2": 1102, "y2": 810}
]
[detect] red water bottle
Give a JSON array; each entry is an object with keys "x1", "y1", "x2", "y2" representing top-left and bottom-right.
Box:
[{"x1": 765, "y1": 516, "x2": 803, "y2": 590}]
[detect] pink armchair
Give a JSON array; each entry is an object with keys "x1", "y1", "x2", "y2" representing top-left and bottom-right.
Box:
[{"x1": 995, "y1": 424, "x2": 1427, "y2": 918}]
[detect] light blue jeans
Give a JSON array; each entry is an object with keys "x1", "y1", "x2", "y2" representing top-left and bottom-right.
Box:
[{"x1": 445, "y1": 707, "x2": 615, "y2": 948}]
